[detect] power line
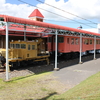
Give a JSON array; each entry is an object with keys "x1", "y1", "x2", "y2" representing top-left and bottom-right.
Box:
[
  {"x1": 44, "y1": 18, "x2": 96, "y2": 24},
  {"x1": 37, "y1": 0, "x2": 97, "y2": 25},
  {"x1": 18, "y1": 0, "x2": 96, "y2": 28}
]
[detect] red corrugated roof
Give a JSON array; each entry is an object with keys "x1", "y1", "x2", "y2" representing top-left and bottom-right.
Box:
[
  {"x1": 28, "y1": 9, "x2": 44, "y2": 18},
  {"x1": 0, "y1": 14, "x2": 100, "y2": 36}
]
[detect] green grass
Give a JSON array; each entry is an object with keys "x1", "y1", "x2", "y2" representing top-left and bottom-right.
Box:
[
  {"x1": 0, "y1": 72, "x2": 56, "y2": 100},
  {"x1": 49, "y1": 72, "x2": 100, "y2": 100},
  {"x1": 0, "y1": 72, "x2": 100, "y2": 100}
]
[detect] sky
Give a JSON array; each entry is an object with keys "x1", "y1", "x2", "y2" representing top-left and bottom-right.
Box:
[{"x1": 1, "y1": 0, "x2": 100, "y2": 31}]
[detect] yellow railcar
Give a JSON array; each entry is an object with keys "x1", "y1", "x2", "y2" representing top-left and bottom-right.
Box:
[{"x1": 0, "y1": 38, "x2": 49, "y2": 70}]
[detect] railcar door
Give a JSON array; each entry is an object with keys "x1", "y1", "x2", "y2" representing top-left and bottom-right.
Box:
[
  {"x1": 47, "y1": 36, "x2": 53, "y2": 52},
  {"x1": 57, "y1": 36, "x2": 64, "y2": 53},
  {"x1": 64, "y1": 37, "x2": 70, "y2": 53},
  {"x1": 96, "y1": 39, "x2": 100, "y2": 50},
  {"x1": 83, "y1": 38, "x2": 92, "y2": 52},
  {"x1": 70, "y1": 37, "x2": 80, "y2": 52}
]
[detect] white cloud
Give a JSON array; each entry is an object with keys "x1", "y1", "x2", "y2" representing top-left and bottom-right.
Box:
[
  {"x1": 0, "y1": 0, "x2": 35, "y2": 19},
  {"x1": 0, "y1": 0, "x2": 100, "y2": 22},
  {"x1": 37, "y1": 0, "x2": 100, "y2": 21},
  {"x1": 83, "y1": 28, "x2": 98, "y2": 33}
]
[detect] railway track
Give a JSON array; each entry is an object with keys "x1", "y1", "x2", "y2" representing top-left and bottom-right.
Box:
[{"x1": 0, "y1": 53, "x2": 100, "y2": 80}]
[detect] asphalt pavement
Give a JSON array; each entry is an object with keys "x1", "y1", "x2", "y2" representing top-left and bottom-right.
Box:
[{"x1": 53, "y1": 58, "x2": 100, "y2": 89}]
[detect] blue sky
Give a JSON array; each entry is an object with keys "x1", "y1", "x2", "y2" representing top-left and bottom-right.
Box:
[
  {"x1": 6, "y1": 0, "x2": 39, "y2": 5},
  {"x1": 1, "y1": 0, "x2": 100, "y2": 31},
  {"x1": 6, "y1": 0, "x2": 68, "y2": 5}
]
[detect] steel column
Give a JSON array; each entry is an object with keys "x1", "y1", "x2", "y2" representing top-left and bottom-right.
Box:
[
  {"x1": 54, "y1": 30, "x2": 59, "y2": 70},
  {"x1": 79, "y1": 33, "x2": 82, "y2": 64},
  {"x1": 24, "y1": 25, "x2": 26, "y2": 41},
  {"x1": 6, "y1": 22, "x2": 9, "y2": 81},
  {"x1": 94, "y1": 36, "x2": 96, "y2": 60}
]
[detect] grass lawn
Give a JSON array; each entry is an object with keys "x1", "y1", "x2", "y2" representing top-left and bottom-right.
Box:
[
  {"x1": 0, "y1": 72, "x2": 66, "y2": 100},
  {"x1": 0, "y1": 72, "x2": 100, "y2": 100}
]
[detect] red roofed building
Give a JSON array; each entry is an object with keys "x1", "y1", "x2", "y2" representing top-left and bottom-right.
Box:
[{"x1": 28, "y1": 9, "x2": 44, "y2": 22}]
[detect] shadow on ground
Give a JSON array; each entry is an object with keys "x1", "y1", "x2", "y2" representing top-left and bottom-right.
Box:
[
  {"x1": 24, "y1": 92, "x2": 61, "y2": 100},
  {"x1": 17, "y1": 53, "x2": 100, "y2": 75}
]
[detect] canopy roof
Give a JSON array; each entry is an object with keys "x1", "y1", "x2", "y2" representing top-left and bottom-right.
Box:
[{"x1": 0, "y1": 14, "x2": 99, "y2": 37}]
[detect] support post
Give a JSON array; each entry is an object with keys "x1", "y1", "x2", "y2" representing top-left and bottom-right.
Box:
[
  {"x1": 24, "y1": 25, "x2": 26, "y2": 41},
  {"x1": 5, "y1": 22, "x2": 9, "y2": 81},
  {"x1": 79, "y1": 33, "x2": 83, "y2": 64},
  {"x1": 94, "y1": 36, "x2": 96, "y2": 60},
  {"x1": 54, "y1": 30, "x2": 59, "y2": 71}
]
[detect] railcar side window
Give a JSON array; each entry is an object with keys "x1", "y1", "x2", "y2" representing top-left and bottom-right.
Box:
[
  {"x1": 21, "y1": 44, "x2": 26, "y2": 49},
  {"x1": 83, "y1": 39, "x2": 85, "y2": 44},
  {"x1": 90, "y1": 40, "x2": 92, "y2": 44},
  {"x1": 0, "y1": 17, "x2": 4, "y2": 21},
  {"x1": 96, "y1": 40, "x2": 98, "y2": 44},
  {"x1": 16, "y1": 44, "x2": 20, "y2": 48},
  {"x1": 48, "y1": 37, "x2": 52, "y2": 42},
  {"x1": 99, "y1": 40, "x2": 100, "y2": 44},
  {"x1": 28, "y1": 45, "x2": 31, "y2": 50},
  {"x1": 84, "y1": 39, "x2": 89, "y2": 45},
  {"x1": 71, "y1": 38, "x2": 74, "y2": 44},
  {"x1": 75, "y1": 38, "x2": 79, "y2": 45},
  {"x1": 67, "y1": 38, "x2": 69, "y2": 44},
  {"x1": 58, "y1": 37, "x2": 64, "y2": 43},
  {"x1": 32, "y1": 45, "x2": 35, "y2": 50}
]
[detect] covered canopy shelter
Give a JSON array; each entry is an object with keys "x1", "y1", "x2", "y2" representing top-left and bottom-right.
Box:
[{"x1": 0, "y1": 14, "x2": 100, "y2": 81}]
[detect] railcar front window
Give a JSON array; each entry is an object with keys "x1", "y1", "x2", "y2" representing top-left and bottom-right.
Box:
[
  {"x1": 21, "y1": 44, "x2": 26, "y2": 49},
  {"x1": 16, "y1": 44, "x2": 20, "y2": 48}
]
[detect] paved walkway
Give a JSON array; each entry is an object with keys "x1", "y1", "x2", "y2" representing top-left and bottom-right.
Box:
[{"x1": 53, "y1": 58, "x2": 100, "y2": 89}]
